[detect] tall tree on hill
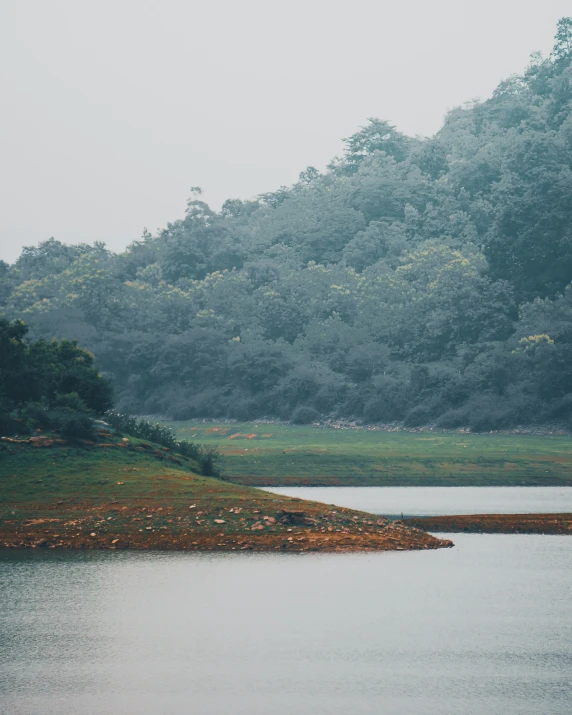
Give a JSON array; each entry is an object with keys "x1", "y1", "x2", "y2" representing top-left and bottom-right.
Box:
[{"x1": 337, "y1": 118, "x2": 411, "y2": 174}]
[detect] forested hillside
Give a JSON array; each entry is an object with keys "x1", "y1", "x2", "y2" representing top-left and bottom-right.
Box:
[{"x1": 2, "y1": 19, "x2": 572, "y2": 431}]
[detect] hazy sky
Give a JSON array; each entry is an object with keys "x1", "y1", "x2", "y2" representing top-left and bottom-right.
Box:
[{"x1": 1, "y1": 0, "x2": 570, "y2": 263}]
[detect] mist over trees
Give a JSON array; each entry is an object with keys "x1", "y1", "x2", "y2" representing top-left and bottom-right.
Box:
[{"x1": 2, "y1": 19, "x2": 572, "y2": 431}]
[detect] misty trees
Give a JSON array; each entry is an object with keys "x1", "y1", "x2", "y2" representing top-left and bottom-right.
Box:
[
  {"x1": 338, "y1": 118, "x2": 411, "y2": 173},
  {"x1": 2, "y1": 19, "x2": 572, "y2": 429},
  {"x1": 160, "y1": 197, "x2": 246, "y2": 282}
]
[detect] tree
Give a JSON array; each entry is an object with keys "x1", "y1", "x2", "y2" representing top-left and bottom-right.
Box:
[
  {"x1": 339, "y1": 118, "x2": 411, "y2": 173},
  {"x1": 553, "y1": 17, "x2": 572, "y2": 63},
  {"x1": 0, "y1": 318, "x2": 112, "y2": 418}
]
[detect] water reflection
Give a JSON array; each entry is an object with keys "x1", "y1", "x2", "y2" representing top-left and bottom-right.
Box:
[{"x1": 1, "y1": 535, "x2": 571, "y2": 714}]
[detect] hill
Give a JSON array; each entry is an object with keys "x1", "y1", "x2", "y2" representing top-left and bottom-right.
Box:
[
  {"x1": 2, "y1": 19, "x2": 572, "y2": 430},
  {"x1": 0, "y1": 433, "x2": 451, "y2": 552}
]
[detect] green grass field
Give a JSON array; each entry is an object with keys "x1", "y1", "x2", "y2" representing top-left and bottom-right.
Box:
[
  {"x1": 0, "y1": 435, "x2": 448, "y2": 552},
  {"x1": 1, "y1": 439, "x2": 212, "y2": 506},
  {"x1": 167, "y1": 422, "x2": 572, "y2": 487}
]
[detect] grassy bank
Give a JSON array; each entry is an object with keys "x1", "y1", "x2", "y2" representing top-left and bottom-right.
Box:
[
  {"x1": 167, "y1": 422, "x2": 572, "y2": 487},
  {"x1": 0, "y1": 434, "x2": 450, "y2": 552}
]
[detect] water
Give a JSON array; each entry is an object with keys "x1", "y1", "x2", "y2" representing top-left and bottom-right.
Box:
[
  {"x1": 1, "y1": 536, "x2": 572, "y2": 714},
  {"x1": 264, "y1": 486, "x2": 572, "y2": 516}
]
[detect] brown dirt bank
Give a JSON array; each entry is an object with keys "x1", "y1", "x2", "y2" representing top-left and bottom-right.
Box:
[
  {"x1": 404, "y1": 513, "x2": 572, "y2": 534},
  {"x1": 0, "y1": 502, "x2": 452, "y2": 552}
]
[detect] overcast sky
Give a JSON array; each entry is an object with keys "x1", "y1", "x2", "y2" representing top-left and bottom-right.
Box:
[{"x1": 1, "y1": 0, "x2": 570, "y2": 263}]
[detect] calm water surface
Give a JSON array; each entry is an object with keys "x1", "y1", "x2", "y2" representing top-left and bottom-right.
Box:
[
  {"x1": 264, "y1": 486, "x2": 572, "y2": 516},
  {"x1": 1, "y1": 535, "x2": 571, "y2": 715}
]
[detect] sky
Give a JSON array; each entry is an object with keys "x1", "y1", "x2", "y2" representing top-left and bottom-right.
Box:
[{"x1": 1, "y1": 0, "x2": 570, "y2": 263}]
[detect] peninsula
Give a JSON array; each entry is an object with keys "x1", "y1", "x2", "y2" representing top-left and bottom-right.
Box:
[{"x1": 0, "y1": 433, "x2": 452, "y2": 552}]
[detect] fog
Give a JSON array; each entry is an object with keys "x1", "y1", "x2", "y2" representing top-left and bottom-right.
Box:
[{"x1": 0, "y1": 0, "x2": 569, "y2": 262}]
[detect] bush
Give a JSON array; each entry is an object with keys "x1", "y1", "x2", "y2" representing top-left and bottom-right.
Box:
[
  {"x1": 22, "y1": 402, "x2": 51, "y2": 429},
  {"x1": 197, "y1": 445, "x2": 221, "y2": 477},
  {"x1": 436, "y1": 396, "x2": 513, "y2": 432},
  {"x1": 455, "y1": 394, "x2": 513, "y2": 432},
  {"x1": 104, "y1": 411, "x2": 221, "y2": 477},
  {"x1": 0, "y1": 412, "x2": 22, "y2": 436},
  {"x1": 291, "y1": 405, "x2": 322, "y2": 424},
  {"x1": 436, "y1": 407, "x2": 467, "y2": 428},
  {"x1": 56, "y1": 412, "x2": 96, "y2": 440},
  {"x1": 227, "y1": 397, "x2": 261, "y2": 421},
  {"x1": 51, "y1": 392, "x2": 90, "y2": 413},
  {"x1": 404, "y1": 403, "x2": 440, "y2": 427}
]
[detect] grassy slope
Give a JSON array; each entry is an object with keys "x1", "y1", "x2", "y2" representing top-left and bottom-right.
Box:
[
  {"x1": 167, "y1": 422, "x2": 572, "y2": 487},
  {"x1": 0, "y1": 435, "x2": 449, "y2": 552}
]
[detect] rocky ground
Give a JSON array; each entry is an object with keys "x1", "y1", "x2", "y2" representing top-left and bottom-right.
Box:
[{"x1": 0, "y1": 502, "x2": 452, "y2": 552}]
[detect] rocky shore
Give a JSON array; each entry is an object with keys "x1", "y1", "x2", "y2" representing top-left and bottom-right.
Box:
[{"x1": 0, "y1": 503, "x2": 452, "y2": 552}]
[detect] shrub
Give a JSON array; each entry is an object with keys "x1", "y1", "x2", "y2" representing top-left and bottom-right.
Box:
[
  {"x1": 227, "y1": 397, "x2": 260, "y2": 421},
  {"x1": 436, "y1": 407, "x2": 467, "y2": 428},
  {"x1": 104, "y1": 411, "x2": 221, "y2": 477},
  {"x1": 56, "y1": 412, "x2": 96, "y2": 440},
  {"x1": 404, "y1": 403, "x2": 439, "y2": 427},
  {"x1": 197, "y1": 445, "x2": 221, "y2": 477},
  {"x1": 22, "y1": 402, "x2": 51, "y2": 429},
  {"x1": 51, "y1": 392, "x2": 90, "y2": 413},
  {"x1": 0, "y1": 412, "x2": 22, "y2": 436},
  {"x1": 291, "y1": 405, "x2": 322, "y2": 424}
]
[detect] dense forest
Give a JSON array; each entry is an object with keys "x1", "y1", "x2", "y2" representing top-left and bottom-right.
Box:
[{"x1": 2, "y1": 19, "x2": 572, "y2": 431}]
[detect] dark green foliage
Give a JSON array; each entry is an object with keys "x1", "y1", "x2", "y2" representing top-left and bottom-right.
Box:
[
  {"x1": 104, "y1": 411, "x2": 220, "y2": 476},
  {"x1": 291, "y1": 406, "x2": 322, "y2": 425},
  {"x1": 0, "y1": 319, "x2": 112, "y2": 414},
  {"x1": 21, "y1": 402, "x2": 51, "y2": 429},
  {"x1": 56, "y1": 412, "x2": 96, "y2": 441},
  {"x1": 3, "y1": 20, "x2": 572, "y2": 432},
  {"x1": 48, "y1": 393, "x2": 96, "y2": 441},
  {"x1": 0, "y1": 319, "x2": 111, "y2": 439}
]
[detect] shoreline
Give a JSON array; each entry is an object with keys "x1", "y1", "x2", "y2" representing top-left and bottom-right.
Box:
[
  {"x1": 404, "y1": 513, "x2": 572, "y2": 534},
  {"x1": 0, "y1": 520, "x2": 452, "y2": 552}
]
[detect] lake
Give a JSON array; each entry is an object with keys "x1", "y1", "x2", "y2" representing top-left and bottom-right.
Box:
[
  {"x1": 1, "y1": 532, "x2": 571, "y2": 714},
  {"x1": 264, "y1": 485, "x2": 572, "y2": 516}
]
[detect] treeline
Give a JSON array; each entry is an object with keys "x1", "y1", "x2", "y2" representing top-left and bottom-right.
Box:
[{"x1": 2, "y1": 19, "x2": 572, "y2": 431}]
